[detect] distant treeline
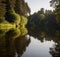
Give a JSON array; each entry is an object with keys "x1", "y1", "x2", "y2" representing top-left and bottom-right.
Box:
[
  {"x1": 27, "y1": 8, "x2": 60, "y2": 32},
  {"x1": 27, "y1": 0, "x2": 60, "y2": 31}
]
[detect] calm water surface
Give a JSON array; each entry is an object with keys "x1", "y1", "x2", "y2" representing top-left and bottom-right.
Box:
[
  {"x1": 0, "y1": 28, "x2": 60, "y2": 57},
  {"x1": 21, "y1": 35, "x2": 54, "y2": 57}
]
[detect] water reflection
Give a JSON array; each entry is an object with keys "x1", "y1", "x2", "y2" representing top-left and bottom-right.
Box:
[
  {"x1": 28, "y1": 28, "x2": 60, "y2": 42},
  {"x1": 0, "y1": 28, "x2": 30, "y2": 57},
  {"x1": 0, "y1": 29, "x2": 9, "y2": 37},
  {"x1": 15, "y1": 36, "x2": 30, "y2": 57},
  {"x1": 49, "y1": 30, "x2": 60, "y2": 57},
  {"x1": 0, "y1": 27, "x2": 60, "y2": 57},
  {"x1": 22, "y1": 36, "x2": 54, "y2": 57},
  {"x1": 27, "y1": 28, "x2": 60, "y2": 57},
  {"x1": 50, "y1": 42, "x2": 60, "y2": 57}
]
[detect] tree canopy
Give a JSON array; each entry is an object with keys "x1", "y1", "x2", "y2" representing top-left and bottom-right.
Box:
[{"x1": 50, "y1": 0, "x2": 60, "y2": 25}]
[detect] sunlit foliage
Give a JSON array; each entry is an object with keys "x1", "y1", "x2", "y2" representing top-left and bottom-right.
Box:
[
  {"x1": 38, "y1": 14, "x2": 45, "y2": 20},
  {"x1": 20, "y1": 28, "x2": 28, "y2": 36},
  {"x1": 0, "y1": 0, "x2": 29, "y2": 29},
  {"x1": 5, "y1": 28, "x2": 21, "y2": 39},
  {"x1": 20, "y1": 16, "x2": 28, "y2": 28},
  {"x1": 5, "y1": 10, "x2": 20, "y2": 24}
]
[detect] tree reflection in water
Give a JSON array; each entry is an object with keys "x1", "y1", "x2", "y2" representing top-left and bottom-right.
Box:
[
  {"x1": 28, "y1": 27, "x2": 60, "y2": 57},
  {"x1": 15, "y1": 36, "x2": 30, "y2": 57},
  {"x1": 0, "y1": 28, "x2": 30, "y2": 57},
  {"x1": 49, "y1": 30, "x2": 60, "y2": 57},
  {"x1": 50, "y1": 42, "x2": 60, "y2": 57},
  {"x1": 0, "y1": 27, "x2": 60, "y2": 57}
]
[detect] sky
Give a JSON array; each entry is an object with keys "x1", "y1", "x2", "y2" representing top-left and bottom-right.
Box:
[{"x1": 25, "y1": 0, "x2": 53, "y2": 14}]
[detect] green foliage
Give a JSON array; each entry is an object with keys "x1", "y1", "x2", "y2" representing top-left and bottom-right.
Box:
[
  {"x1": 15, "y1": 0, "x2": 30, "y2": 16},
  {"x1": 25, "y1": 3, "x2": 31, "y2": 15},
  {"x1": 0, "y1": 27, "x2": 28, "y2": 39},
  {"x1": 37, "y1": 8, "x2": 45, "y2": 20},
  {"x1": 27, "y1": 8, "x2": 58, "y2": 32},
  {"x1": 0, "y1": 17, "x2": 8, "y2": 24},
  {"x1": 55, "y1": 4, "x2": 60, "y2": 24},
  {"x1": 5, "y1": 10, "x2": 20, "y2": 24},
  {"x1": 0, "y1": 18, "x2": 4, "y2": 23},
  {"x1": 0, "y1": 0, "x2": 6, "y2": 22},
  {"x1": 0, "y1": 0, "x2": 29, "y2": 30},
  {"x1": 38, "y1": 14, "x2": 45, "y2": 20},
  {"x1": 27, "y1": 8, "x2": 46, "y2": 29},
  {"x1": 6, "y1": 28, "x2": 21, "y2": 39},
  {"x1": 20, "y1": 28, "x2": 28, "y2": 36},
  {"x1": 20, "y1": 16, "x2": 28, "y2": 28},
  {"x1": 50, "y1": 0, "x2": 60, "y2": 25}
]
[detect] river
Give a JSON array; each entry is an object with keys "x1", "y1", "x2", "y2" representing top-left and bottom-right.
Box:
[{"x1": 0, "y1": 28, "x2": 60, "y2": 57}]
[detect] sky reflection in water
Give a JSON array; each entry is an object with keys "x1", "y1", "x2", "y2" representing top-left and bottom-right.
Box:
[{"x1": 22, "y1": 35, "x2": 55, "y2": 57}]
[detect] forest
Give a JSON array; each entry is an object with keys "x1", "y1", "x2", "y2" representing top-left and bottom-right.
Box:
[
  {"x1": 27, "y1": 0, "x2": 60, "y2": 32},
  {"x1": 0, "y1": 0, "x2": 30, "y2": 29},
  {"x1": 0, "y1": 0, "x2": 60, "y2": 30},
  {"x1": 0, "y1": 0, "x2": 60, "y2": 57}
]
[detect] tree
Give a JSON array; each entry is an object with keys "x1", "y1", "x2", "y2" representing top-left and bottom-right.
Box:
[
  {"x1": 5, "y1": 0, "x2": 21, "y2": 24},
  {"x1": 37, "y1": 8, "x2": 45, "y2": 20},
  {"x1": 45, "y1": 10, "x2": 53, "y2": 15},
  {"x1": 15, "y1": 0, "x2": 30, "y2": 16},
  {"x1": 50, "y1": 0, "x2": 60, "y2": 25},
  {"x1": 0, "y1": 0, "x2": 6, "y2": 22},
  {"x1": 24, "y1": 3, "x2": 31, "y2": 16},
  {"x1": 55, "y1": 4, "x2": 60, "y2": 25},
  {"x1": 50, "y1": 0, "x2": 60, "y2": 8}
]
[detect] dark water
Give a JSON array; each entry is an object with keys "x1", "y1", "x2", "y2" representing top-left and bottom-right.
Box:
[{"x1": 0, "y1": 28, "x2": 60, "y2": 57}]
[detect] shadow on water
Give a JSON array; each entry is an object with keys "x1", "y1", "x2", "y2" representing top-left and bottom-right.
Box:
[{"x1": 0, "y1": 28, "x2": 31, "y2": 57}]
